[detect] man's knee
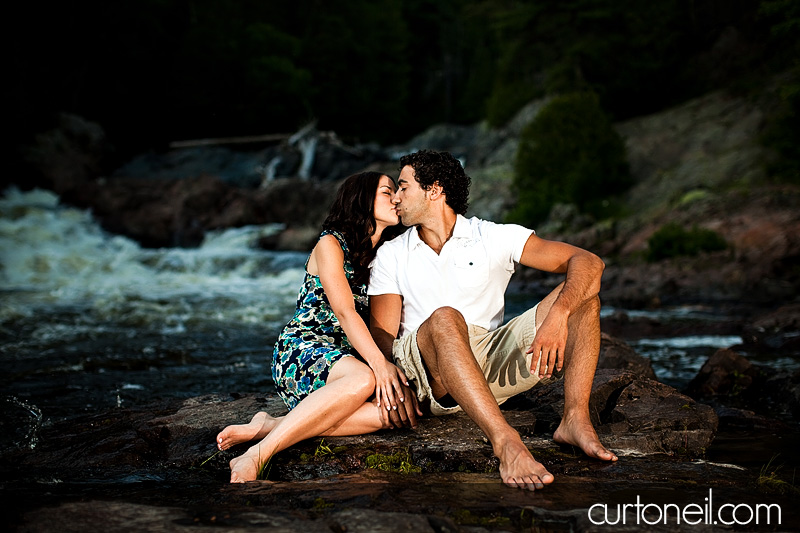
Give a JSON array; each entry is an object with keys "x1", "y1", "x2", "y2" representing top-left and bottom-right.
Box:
[{"x1": 426, "y1": 306, "x2": 467, "y2": 329}]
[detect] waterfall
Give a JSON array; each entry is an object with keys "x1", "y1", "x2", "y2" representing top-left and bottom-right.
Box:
[
  {"x1": 297, "y1": 136, "x2": 318, "y2": 180},
  {"x1": 0, "y1": 188, "x2": 306, "y2": 333},
  {"x1": 260, "y1": 156, "x2": 282, "y2": 188}
]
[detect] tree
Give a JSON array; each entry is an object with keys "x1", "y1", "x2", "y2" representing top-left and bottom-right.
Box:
[{"x1": 509, "y1": 92, "x2": 631, "y2": 226}]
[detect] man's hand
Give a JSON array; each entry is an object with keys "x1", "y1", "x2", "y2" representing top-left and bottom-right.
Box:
[
  {"x1": 527, "y1": 308, "x2": 568, "y2": 378},
  {"x1": 379, "y1": 382, "x2": 422, "y2": 429}
]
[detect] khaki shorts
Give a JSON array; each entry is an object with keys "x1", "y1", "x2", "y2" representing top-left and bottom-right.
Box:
[{"x1": 392, "y1": 304, "x2": 559, "y2": 416}]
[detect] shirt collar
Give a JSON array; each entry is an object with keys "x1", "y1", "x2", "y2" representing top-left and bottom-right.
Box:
[
  {"x1": 452, "y1": 214, "x2": 471, "y2": 239},
  {"x1": 408, "y1": 214, "x2": 470, "y2": 249}
]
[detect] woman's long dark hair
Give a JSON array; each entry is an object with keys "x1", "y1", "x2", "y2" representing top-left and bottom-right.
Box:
[{"x1": 321, "y1": 171, "x2": 403, "y2": 286}]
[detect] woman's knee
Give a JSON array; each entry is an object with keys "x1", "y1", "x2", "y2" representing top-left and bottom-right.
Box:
[
  {"x1": 330, "y1": 358, "x2": 375, "y2": 395},
  {"x1": 346, "y1": 363, "x2": 376, "y2": 400}
]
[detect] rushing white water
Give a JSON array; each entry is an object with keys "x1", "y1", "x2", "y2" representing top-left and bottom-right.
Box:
[
  {"x1": 2, "y1": 187, "x2": 795, "y2": 403},
  {"x1": 0, "y1": 188, "x2": 307, "y2": 336}
]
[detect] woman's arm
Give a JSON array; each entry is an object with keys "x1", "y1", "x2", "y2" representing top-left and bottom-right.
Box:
[{"x1": 311, "y1": 235, "x2": 410, "y2": 414}]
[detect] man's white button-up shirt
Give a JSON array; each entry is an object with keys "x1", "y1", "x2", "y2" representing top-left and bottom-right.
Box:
[{"x1": 368, "y1": 215, "x2": 533, "y2": 337}]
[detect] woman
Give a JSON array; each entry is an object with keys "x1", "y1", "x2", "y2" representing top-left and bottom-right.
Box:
[{"x1": 216, "y1": 171, "x2": 419, "y2": 483}]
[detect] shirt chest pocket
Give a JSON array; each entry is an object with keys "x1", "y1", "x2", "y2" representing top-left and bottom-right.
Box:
[{"x1": 452, "y1": 252, "x2": 489, "y2": 288}]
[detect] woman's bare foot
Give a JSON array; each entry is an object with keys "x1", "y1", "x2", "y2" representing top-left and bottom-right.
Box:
[
  {"x1": 229, "y1": 449, "x2": 265, "y2": 483},
  {"x1": 553, "y1": 414, "x2": 618, "y2": 461},
  {"x1": 217, "y1": 412, "x2": 278, "y2": 450},
  {"x1": 495, "y1": 437, "x2": 554, "y2": 490}
]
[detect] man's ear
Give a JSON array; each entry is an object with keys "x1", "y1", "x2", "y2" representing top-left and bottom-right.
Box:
[{"x1": 428, "y1": 182, "x2": 444, "y2": 200}]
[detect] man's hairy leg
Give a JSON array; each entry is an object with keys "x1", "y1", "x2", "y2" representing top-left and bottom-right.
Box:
[
  {"x1": 536, "y1": 288, "x2": 617, "y2": 462},
  {"x1": 416, "y1": 306, "x2": 554, "y2": 490}
]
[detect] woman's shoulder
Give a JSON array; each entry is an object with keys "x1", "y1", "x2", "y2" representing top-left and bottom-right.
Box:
[
  {"x1": 320, "y1": 229, "x2": 348, "y2": 250},
  {"x1": 316, "y1": 232, "x2": 346, "y2": 254}
]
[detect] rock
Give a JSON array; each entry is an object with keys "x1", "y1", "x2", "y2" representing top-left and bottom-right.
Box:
[
  {"x1": 508, "y1": 369, "x2": 717, "y2": 456},
  {"x1": 686, "y1": 348, "x2": 758, "y2": 399},
  {"x1": 114, "y1": 129, "x2": 387, "y2": 187},
  {"x1": 3, "y1": 369, "x2": 716, "y2": 481},
  {"x1": 14, "y1": 500, "x2": 464, "y2": 533},
  {"x1": 465, "y1": 164, "x2": 516, "y2": 221},
  {"x1": 616, "y1": 90, "x2": 770, "y2": 215},
  {"x1": 686, "y1": 348, "x2": 800, "y2": 422},
  {"x1": 22, "y1": 113, "x2": 115, "y2": 194},
  {"x1": 599, "y1": 379, "x2": 718, "y2": 455},
  {"x1": 713, "y1": 406, "x2": 792, "y2": 431},
  {"x1": 113, "y1": 146, "x2": 275, "y2": 188},
  {"x1": 741, "y1": 303, "x2": 800, "y2": 351},
  {"x1": 56, "y1": 174, "x2": 338, "y2": 248},
  {"x1": 597, "y1": 333, "x2": 658, "y2": 379},
  {"x1": 7, "y1": 387, "x2": 800, "y2": 533}
]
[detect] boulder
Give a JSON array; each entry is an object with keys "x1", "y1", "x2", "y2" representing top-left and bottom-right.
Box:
[
  {"x1": 508, "y1": 369, "x2": 717, "y2": 456},
  {"x1": 687, "y1": 348, "x2": 800, "y2": 422},
  {"x1": 21, "y1": 113, "x2": 115, "y2": 194},
  {"x1": 4, "y1": 368, "x2": 717, "y2": 482},
  {"x1": 57, "y1": 174, "x2": 338, "y2": 248},
  {"x1": 597, "y1": 333, "x2": 658, "y2": 379},
  {"x1": 741, "y1": 303, "x2": 800, "y2": 351},
  {"x1": 686, "y1": 348, "x2": 758, "y2": 399}
]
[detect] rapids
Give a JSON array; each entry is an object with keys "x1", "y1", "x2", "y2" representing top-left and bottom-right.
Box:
[{"x1": 1, "y1": 188, "x2": 794, "y2": 420}]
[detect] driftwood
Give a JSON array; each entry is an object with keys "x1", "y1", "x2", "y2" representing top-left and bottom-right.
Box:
[{"x1": 169, "y1": 133, "x2": 292, "y2": 149}]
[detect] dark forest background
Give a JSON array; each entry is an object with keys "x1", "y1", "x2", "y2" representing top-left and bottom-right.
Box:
[{"x1": 9, "y1": 0, "x2": 799, "y2": 174}]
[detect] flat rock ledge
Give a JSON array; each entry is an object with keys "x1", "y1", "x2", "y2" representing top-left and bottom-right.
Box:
[
  {"x1": 3, "y1": 369, "x2": 715, "y2": 479},
  {"x1": 3, "y1": 369, "x2": 761, "y2": 533}
]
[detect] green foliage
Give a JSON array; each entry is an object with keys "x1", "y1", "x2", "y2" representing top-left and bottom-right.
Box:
[
  {"x1": 450, "y1": 509, "x2": 512, "y2": 527},
  {"x1": 759, "y1": 1, "x2": 800, "y2": 183},
  {"x1": 9, "y1": 0, "x2": 787, "y2": 154},
  {"x1": 646, "y1": 223, "x2": 728, "y2": 262},
  {"x1": 298, "y1": 0, "x2": 411, "y2": 141},
  {"x1": 757, "y1": 455, "x2": 799, "y2": 496},
  {"x1": 365, "y1": 449, "x2": 421, "y2": 474},
  {"x1": 481, "y1": 0, "x2": 692, "y2": 123},
  {"x1": 508, "y1": 92, "x2": 631, "y2": 226}
]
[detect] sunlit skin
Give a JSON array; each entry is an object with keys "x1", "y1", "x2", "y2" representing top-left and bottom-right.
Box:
[
  {"x1": 218, "y1": 175, "x2": 422, "y2": 483},
  {"x1": 370, "y1": 164, "x2": 616, "y2": 491}
]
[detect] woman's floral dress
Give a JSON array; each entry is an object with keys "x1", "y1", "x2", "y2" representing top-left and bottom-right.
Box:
[{"x1": 271, "y1": 230, "x2": 368, "y2": 410}]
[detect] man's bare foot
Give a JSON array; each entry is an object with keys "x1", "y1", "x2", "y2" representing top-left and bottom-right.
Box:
[
  {"x1": 553, "y1": 414, "x2": 618, "y2": 462},
  {"x1": 495, "y1": 437, "x2": 554, "y2": 490},
  {"x1": 229, "y1": 450, "x2": 264, "y2": 483},
  {"x1": 217, "y1": 412, "x2": 277, "y2": 450}
]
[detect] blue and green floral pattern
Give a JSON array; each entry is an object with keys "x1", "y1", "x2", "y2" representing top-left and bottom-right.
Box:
[{"x1": 271, "y1": 230, "x2": 368, "y2": 410}]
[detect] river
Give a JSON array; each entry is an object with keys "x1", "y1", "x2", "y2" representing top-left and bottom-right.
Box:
[
  {"x1": 4, "y1": 187, "x2": 800, "y2": 531},
  {"x1": 1, "y1": 187, "x2": 795, "y2": 424}
]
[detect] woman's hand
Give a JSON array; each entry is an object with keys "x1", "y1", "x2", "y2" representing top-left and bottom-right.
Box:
[
  {"x1": 371, "y1": 358, "x2": 408, "y2": 411},
  {"x1": 371, "y1": 359, "x2": 422, "y2": 428}
]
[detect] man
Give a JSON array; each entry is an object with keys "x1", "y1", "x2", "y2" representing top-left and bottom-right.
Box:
[{"x1": 368, "y1": 150, "x2": 617, "y2": 491}]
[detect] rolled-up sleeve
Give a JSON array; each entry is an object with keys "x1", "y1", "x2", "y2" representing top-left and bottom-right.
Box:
[
  {"x1": 368, "y1": 244, "x2": 400, "y2": 296},
  {"x1": 482, "y1": 220, "x2": 534, "y2": 269}
]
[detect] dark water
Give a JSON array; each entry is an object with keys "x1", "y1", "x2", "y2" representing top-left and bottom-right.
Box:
[
  {"x1": 5, "y1": 188, "x2": 789, "y2": 422},
  {"x1": 2, "y1": 189, "x2": 799, "y2": 531}
]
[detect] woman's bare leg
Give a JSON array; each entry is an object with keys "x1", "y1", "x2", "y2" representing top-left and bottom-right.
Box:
[
  {"x1": 217, "y1": 412, "x2": 278, "y2": 450},
  {"x1": 228, "y1": 357, "x2": 386, "y2": 482},
  {"x1": 218, "y1": 395, "x2": 388, "y2": 451}
]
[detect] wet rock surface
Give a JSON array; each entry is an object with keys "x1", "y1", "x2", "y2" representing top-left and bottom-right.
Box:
[
  {"x1": 4, "y1": 362, "x2": 798, "y2": 532},
  {"x1": 687, "y1": 347, "x2": 800, "y2": 422}
]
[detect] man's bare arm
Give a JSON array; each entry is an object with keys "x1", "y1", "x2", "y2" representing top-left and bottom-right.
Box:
[
  {"x1": 370, "y1": 294, "x2": 402, "y2": 359},
  {"x1": 369, "y1": 293, "x2": 422, "y2": 428},
  {"x1": 518, "y1": 234, "x2": 605, "y2": 376}
]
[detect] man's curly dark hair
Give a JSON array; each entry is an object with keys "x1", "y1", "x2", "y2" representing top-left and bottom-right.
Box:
[{"x1": 399, "y1": 150, "x2": 470, "y2": 215}]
